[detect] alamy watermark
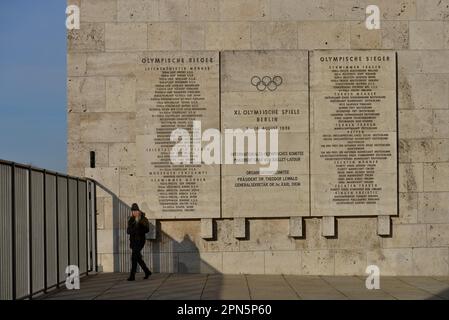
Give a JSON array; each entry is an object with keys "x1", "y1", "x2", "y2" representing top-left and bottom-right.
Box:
[
  {"x1": 65, "y1": 4, "x2": 381, "y2": 31},
  {"x1": 365, "y1": 265, "x2": 381, "y2": 290},
  {"x1": 65, "y1": 5, "x2": 80, "y2": 30},
  {"x1": 366, "y1": 5, "x2": 381, "y2": 30},
  {"x1": 65, "y1": 265, "x2": 80, "y2": 290},
  {"x1": 170, "y1": 120, "x2": 279, "y2": 175}
]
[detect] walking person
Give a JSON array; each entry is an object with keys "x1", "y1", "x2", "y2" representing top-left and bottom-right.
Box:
[{"x1": 127, "y1": 203, "x2": 152, "y2": 281}]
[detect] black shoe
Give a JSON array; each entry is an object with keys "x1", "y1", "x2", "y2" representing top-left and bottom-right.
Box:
[
  {"x1": 127, "y1": 276, "x2": 135, "y2": 281},
  {"x1": 144, "y1": 270, "x2": 152, "y2": 279}
]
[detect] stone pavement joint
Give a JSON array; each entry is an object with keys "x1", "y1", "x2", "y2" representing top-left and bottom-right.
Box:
[{"x1": 39, "y1": 273, "x2": 449, "y2": 300}]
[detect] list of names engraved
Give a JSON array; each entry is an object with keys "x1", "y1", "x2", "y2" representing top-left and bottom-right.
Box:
[
  {"x1": 135, "y1": 51, "x2": 220, "y2": 219},
  {"x1": 310, "y1": 50, "x2": 397, "y2": 216}
]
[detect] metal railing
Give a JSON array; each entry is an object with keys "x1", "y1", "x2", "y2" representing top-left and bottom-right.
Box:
[{"x1": 0, "y1": 159, "x2": 97, "y2": 300}]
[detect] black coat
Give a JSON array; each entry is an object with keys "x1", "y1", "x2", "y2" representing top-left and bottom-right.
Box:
[{"x1": 127, "y1": 214, "x2": 150, "y2": 250}]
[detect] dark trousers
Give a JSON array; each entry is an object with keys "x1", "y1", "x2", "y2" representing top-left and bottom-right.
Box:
[{"x1": 130, "y1": 248, "x2": 150, "y2": 275}]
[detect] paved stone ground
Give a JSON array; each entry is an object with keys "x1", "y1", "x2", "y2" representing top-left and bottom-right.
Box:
[{"x1": 39, "y1": 273, "x2": 449, "y2": 300}]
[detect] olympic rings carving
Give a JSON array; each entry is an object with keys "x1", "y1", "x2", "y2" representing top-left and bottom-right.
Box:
[{"x1": 251, "y1": 75, "x2": 283, "y2": 91}]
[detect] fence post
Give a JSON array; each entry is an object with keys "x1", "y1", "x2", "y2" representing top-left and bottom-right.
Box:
[
  {"x1": 55, "y1": 174, "x2": 59, "y2": 288},
  {"x1": 76, "y1": 179, "x2": 80, "y2": 271},
  {"x1": 28, "y1": 168, "x2": 33, "y2": 299},
  {"x1": 67, "y1": 178, "x2": 70, "y2": 268},
  {"x1": 85, "y1": 181, "x2": 89, "y2": 275},
  {"x1": 11, "y1": 163, "x2": 16, "y2": 300},
  {"x1": 94, "y1": 181, "x2": 98, "y2": 273},
  {"x1": 43, "y1": 170, "x2": 47, "y2": 293}
]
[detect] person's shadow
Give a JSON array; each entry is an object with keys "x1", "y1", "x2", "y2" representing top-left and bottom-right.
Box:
[{"x1": 94, "y1": 181, "x2": 218, "y2": 275}]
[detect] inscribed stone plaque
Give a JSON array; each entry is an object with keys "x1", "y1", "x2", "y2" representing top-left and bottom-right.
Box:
[
  {"x1": 135, "y1": 51, "x2": 220, "y2": 219},
  {"x1": 310, "y1": 50, "x2": 397, "y2": 216},
  {"x1": 221, "y1": 50, "x2": 310, "y2": 218}
]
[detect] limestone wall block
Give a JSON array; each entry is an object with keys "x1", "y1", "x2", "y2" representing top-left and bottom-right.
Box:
[
  {"x1": 376, "y1": 0, "x2": 416, "y2": 20},
  {"x1": 366, "y1": 248, "x2": 413, "y2": 275},
  {"x1": 422, "y1": 50, "x2": 449, "y2": 73},
  {"x1": 68, "y1": 53, "x2": 88, "y2": 76},
  {"x1": 178, "y1": 252, "x2": 222, "y2": 273},
  {"x1": 397, "y1": 50, "x2": 424, "y2": 74},
  {"x1": 67, "y1": 112, "x2": 81, "y2": 143},
  {"x1": 399, "y1": 109, "x2": 433, "y2": 139},
  {"x1": 418, "y1": 192, "x2": 449, "y2": 223},
  {"x1": 417, "y1": 0, "x2": 449, "y2": 20},
  {"x1": 181, "y1": 22, "x2": 205, "y2": 50},
  {"x1": 199, "y1": 219, "x2": 240, "y2": 252},
  {"x1": 326, "y1": 217, "x2": 381, "y2": 250},
  {"x1": 428, "y1": 224, "x2": 449, "y2": 246},
  {"x1": 301, "y1": 250, "x2": 335, "y2": 275},
  {"x1": 381, "y1": 21, "x2": 409, "y2": 50},
  {"x1": 424, "y1": 162, "x2": 449, "y2": 192},
  {"x1": 81, "y1": 0, "x2": 118, "y2": 22},
  {"x1": 105, "y1": 23, "x2": 148, "y2": 51},
  {"x1": 410, "y1": 21, "x2": 445, "y2": 49},
  {"x1": 399, "y1": 163, "x2": 423, "y2": 192},
  {"x1": 334, "y1": 250, "x2": 367, "y2": 275},
  {"x1": 80, "y1": 112, "x2": 136, "y2": 143},
  {"x1": 399, "y1": 139, "x2": 449, "y2": 163},
  {"x1": 399, "y1": 74, "x2": 448, "y2": 109},
  {"x1": 68, "y1": 22, "x2": 105, "y2": 52},
  {"x1": 205, "y1": 22, "x2": 251, "y2": 50},
  {"x1": 251, "y1": 22, "x2": 297, "y2": 50},
  {"x1": 119, "y1": 167, "x2": 137, "y2": 198},
  {"x1": 189, "y1": 0, "x2": 219, "y2": 21},
  {"x1": 349, "y1": 21, "x2": 381, "y2": 49},
  {"x1": 299, "y1": 21, "x2": 350, "y2": 49},
  {"x1": 67, "y1": 142, "x2": 109, "y2": 169},
  {"x1": 159, "y1": 220, "x2": 202, "y2": 252},
  {"x1": 239, "y1": 219, "x2": 296, "y2": 251},
  {"x1": 271, "y1": 0, "x2": 334, "y2": 21},
  {"x1": 117, "y1": 0, "x2": 159, "y2": 22},
  {"x1": 433, "y1": 110, "x2": 449, "y2": 139},
  {"x1": 264, "y1": 251, "x2": 301, "y2": 275},
  {"x1": 85, "y1": 166, "x2": 120, "y2": 196},
  {"x1": 106, "y1": 76, "x2": 136, "y2": 112},
  {"x1": 159, "y1": 0, "x2": 189, "y2": 22},
  {"x1": 68, "y1": 76, "x2": 106, "y2": 113},
  {"x1": 412, "y1": 247, "x2": 449, "y2": 276},
  {"x1": 332, "y1": 0, "x2": 367, "y2": 20},
  {"x1": 86, "y1": 52, "x2": 139, "y2": 76},
  {"x1": 222, "y1": 251, "x2": 265, "y2": 274},
  {"x1": 97, "y1": 228, "x2": 114, "y2": 254},
  {"x1": 148, "y1": 22, "x2": 181, "y2": 50},
  {"x1": 394, "y1": 192, "x2": 418, "y2": 224},
  {"x1": 108, "y1": 143, "x2": 136, "y2": 167},
  {"x1": 219, "y1": 0, "x2": 270, "y2": 21},
  {"x1": 382, "y1": 224, "x2": 427, "y2": 248}
]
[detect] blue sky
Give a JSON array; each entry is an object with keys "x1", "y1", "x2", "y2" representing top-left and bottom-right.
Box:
[{"x1": 0, "y1": 1, "x2": 67, "y2": 172}]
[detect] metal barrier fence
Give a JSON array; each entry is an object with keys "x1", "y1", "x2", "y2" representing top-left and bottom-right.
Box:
[{"x1": 0, "y1": 159, "x2": 97, "y2": 300}]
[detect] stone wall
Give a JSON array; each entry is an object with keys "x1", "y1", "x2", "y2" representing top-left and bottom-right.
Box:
[{"x1": 67, "y1": 0, "x2": 449, "y2": 275}]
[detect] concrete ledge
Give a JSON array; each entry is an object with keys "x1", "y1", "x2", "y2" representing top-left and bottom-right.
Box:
[
  {"x1": 377, "y1": 216, "x2": 391, "y2": 236},
  {"x1": 200, "y1": 218, "x2": 214, "y2": 239},
  {"x1": 289, "y1": 217, "x2": 303, "y2": 238},
  {"x1": 322, "y1": 216, "x2": 335, "y2": 237},
  {"x1": 234, "y1": 218, "x2": 246, "y2": 239}
]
